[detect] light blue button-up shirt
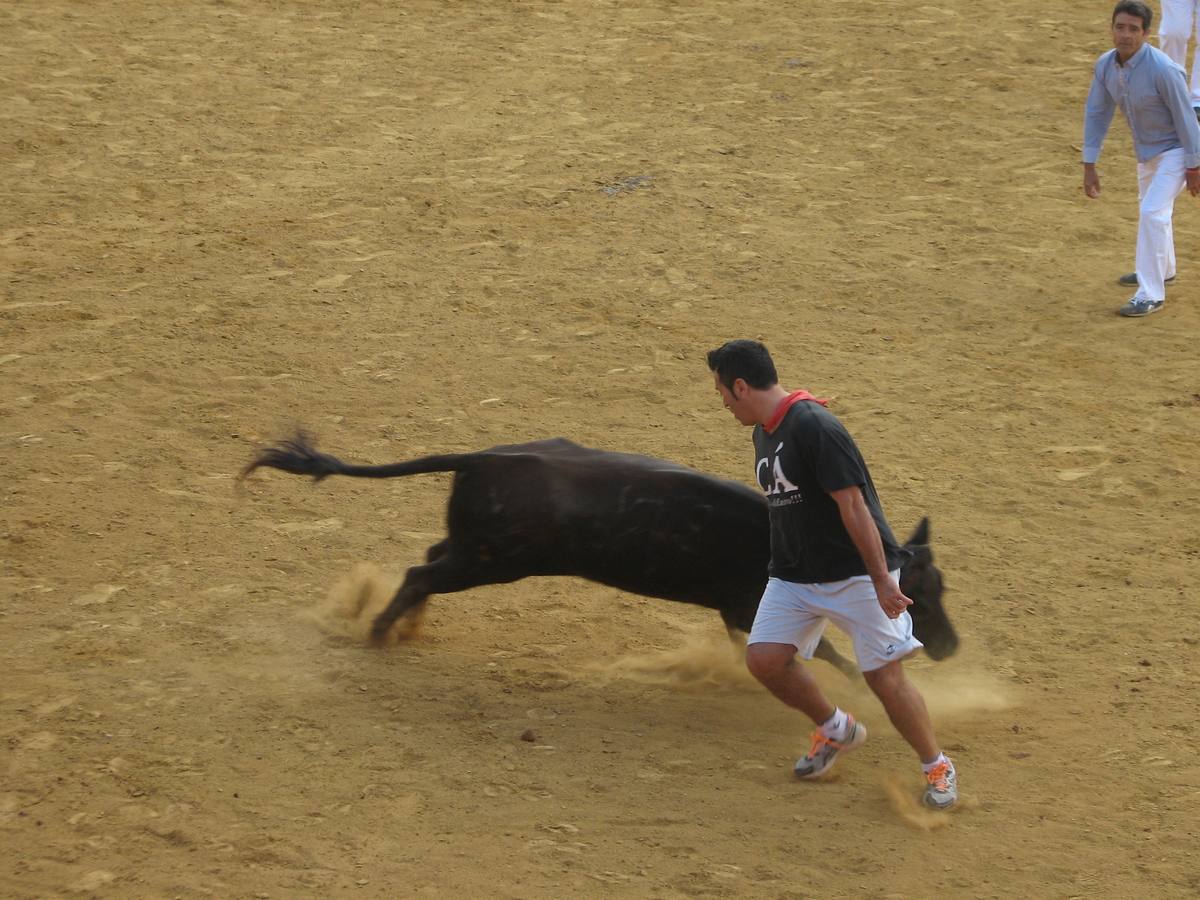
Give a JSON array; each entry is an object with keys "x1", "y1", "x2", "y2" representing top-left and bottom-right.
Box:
[{"x1": 1083, "y1": 43, "x2": 1200, "y2": 168}]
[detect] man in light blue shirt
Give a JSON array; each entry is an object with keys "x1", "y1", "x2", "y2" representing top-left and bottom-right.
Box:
[{"x1": 1083, "y1": 1, "x2": 1200, "y2": 317}]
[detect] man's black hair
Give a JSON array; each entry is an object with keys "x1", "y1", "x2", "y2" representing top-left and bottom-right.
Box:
[
  {"x1": 706, "y1": 340, "x2": 779, "y2": 391},
  {"x1": 1112, "y1": 1, "x2": 1152, "y2": 30}
]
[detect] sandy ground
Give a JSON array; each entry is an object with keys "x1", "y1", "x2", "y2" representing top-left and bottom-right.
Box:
[{"x1": 3, "y1": 0, "x2": 1199, "y2": 897}]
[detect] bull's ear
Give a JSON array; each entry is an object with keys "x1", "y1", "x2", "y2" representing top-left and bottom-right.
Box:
[{"x1": 906, "y1": 517, "x2": 930, "y2": 548}]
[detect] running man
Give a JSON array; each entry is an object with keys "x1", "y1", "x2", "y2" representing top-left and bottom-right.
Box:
[{"x1": 707, "y1": 339, "x2": 957, "y2": 810}]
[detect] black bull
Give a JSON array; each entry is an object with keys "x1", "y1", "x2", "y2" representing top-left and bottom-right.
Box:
[{"x1": 242, "y1": 435, "x2": 958, "y2": 674}]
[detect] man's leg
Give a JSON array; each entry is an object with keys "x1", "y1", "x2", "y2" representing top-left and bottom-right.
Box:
[
  {"x1": 747, "y1": 642, "x2": 868, "y2": 779},
  {"x1": 1135, "y1": 150, "x2": 1187, "y2": 302},
  {"x1": 864, "y1": 662, "x2": 955, "y2": 811},
  {"x1": 745, "y1": 642, "x2": 835, "y2": 724},
  {"x1": 861, "y1": 658, "x2": 939, "y2": 762},
  {"x1": 863, "y1": 658, "x2": 958, "y2": 809},
  {"x1": 1160, "y1": 0, "x2": 1194, "y2": 68},
  {"x1": 745, "y1": 580, "x2": 869, "y2": 779},
  {"x1": 819, "y1": 575, "x2": 957, "y2": 807},
  {"x1": 744, "y1": 579, "x2": 837, "y2": 722}
]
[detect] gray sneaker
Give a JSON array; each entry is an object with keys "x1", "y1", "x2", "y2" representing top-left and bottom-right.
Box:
[
  {"x1": 1118, "y1": 295, "x2": 1164, "y2": 317},
  {"x1": 794, "y1": 716, "x2": 867, "y2": 779},
  {"x1": 923, "y1": 758, "x2": 958, "y2": 810},
  {"x1": 1117, "y1": 272, "x2": 1175, "y2": 286}
]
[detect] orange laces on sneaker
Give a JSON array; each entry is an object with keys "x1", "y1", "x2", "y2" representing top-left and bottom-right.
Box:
[
  {"x1": 806, "y1": 730, "x2": 846, "y2": 754},
  {"x1": 925, "y1": 760, "x2": 952, "y2": 790}
]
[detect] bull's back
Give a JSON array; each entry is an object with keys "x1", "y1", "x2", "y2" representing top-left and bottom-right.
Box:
[{"x1": 444, "y1": 444, "x2": 769, "y2": 607}]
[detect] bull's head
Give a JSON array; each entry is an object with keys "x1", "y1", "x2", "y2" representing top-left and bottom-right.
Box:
[{"x1": 899, "y1": 518, "x2": 959, "y2": 660}]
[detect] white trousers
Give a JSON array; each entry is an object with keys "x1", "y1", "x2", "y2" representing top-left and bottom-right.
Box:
[
  {"x1": 747, "y1": 570, "x2": 922, "y2": 673},
  {"x1": 1135, "y1": 147, "x2": 1187, "y2": 302},
  {"x1": 1159, "y1": 0, "x2": 1200, "y2": 106}
]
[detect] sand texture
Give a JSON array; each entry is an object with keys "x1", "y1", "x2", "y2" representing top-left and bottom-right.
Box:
[{"x1": 3, "y1": 1, "x2": 1198, "y2": 897}]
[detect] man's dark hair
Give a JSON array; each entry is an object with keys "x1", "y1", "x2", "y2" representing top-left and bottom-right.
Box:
[
  {"x1": 706, "y1": 339, "x2": 779, "y2": 390},
  {"x1": 1112, "y1": 1, "x2": 1152, "y2": 30}
]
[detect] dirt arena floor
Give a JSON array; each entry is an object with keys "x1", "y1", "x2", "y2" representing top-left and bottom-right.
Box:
[{"x1": 4, "y1": 0, "x2": 1199, "y2": 896}]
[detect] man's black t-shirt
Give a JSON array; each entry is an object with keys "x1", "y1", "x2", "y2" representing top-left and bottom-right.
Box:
[{"x1": 752, "y1": 399, "x2": 910, "y2": 583}]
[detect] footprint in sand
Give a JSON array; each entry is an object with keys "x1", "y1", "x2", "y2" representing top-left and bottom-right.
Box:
[
  {"x1": 73, "y1": 584, "x2": 126, "y2": 606},
  {"x1": 313, "y1": 273, "x2": 352, "y2": 289},
  {"x1": 1041, "y1": 444, "x2": 1111, "y2": 483}
]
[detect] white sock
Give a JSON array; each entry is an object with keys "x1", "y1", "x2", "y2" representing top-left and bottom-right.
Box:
[
  {"x1": 820, "y1": 708, "x2": 849, "y2": 740},
  {"x1": 922, "y1": 752, "x2": 950, "y2": 774}
]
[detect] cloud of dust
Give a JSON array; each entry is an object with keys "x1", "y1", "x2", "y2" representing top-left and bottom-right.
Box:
[
  {"x1": 588, "y1": 628, "x2": 758, "y2": 690},
  {"x1": 823, "y1": 656, "x2": 1016, "y2": 734},
  {"x1": 299, "y1": 562, "x2": 422, "y2": 645},
  {"x1": 882, "y1": 775, "x2": 957, "y2": 830},
  {"x1": 881, "y1": 768, "x2": 980, "y2": 830},
  {"x1": 907, "y1": 661, "x2": 1015, "y2": 720}
]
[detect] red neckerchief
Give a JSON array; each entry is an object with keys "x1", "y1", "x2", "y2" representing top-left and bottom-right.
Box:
[{"x1": 764, "y1": 390, "x2": 829, "y2": 433}]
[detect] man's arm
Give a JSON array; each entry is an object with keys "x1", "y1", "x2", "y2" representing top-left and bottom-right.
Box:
[
  {"x1": 1157, "y1": 62, "x2": 1200, "y2": 194},
  {"x1": 1083, "y1": 59, "x2": 1115, "y2": 198},
  {"x1": 829, "y1": 485, "x2": 912, "y2": 619}
]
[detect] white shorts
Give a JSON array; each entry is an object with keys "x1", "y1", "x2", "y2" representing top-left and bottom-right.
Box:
[{"x1": 747, "y1": 570, "x2": 923, "y2": 672}]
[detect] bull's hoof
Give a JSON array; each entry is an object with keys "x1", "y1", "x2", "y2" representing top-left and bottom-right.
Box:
[
  {"x1": 367, "y1": 622, "x2": 393, "y2": 645},
  {"x1": 365, "y1": 606, "x2": 423, "y2": 646}
]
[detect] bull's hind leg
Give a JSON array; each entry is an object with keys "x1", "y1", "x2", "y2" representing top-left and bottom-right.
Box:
[
  {"x1": 724, "y1": 626, "x2": 748, "y2": 652},
  {"x1": 813, "y1": 638, "x2": 860, "y2": 680},
  {"x1": 368, "y1": 553, "x2": 487, "y2": 643}
]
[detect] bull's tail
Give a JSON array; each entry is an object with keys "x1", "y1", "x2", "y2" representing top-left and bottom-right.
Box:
[{"x1": 240, "y1": 431, "x2": 472, "y2": 483}]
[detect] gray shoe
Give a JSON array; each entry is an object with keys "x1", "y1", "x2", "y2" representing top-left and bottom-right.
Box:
[
  {"x1": 1118, "y1": 295, "x2": 1164, "y2": 317},
  {"x1": 794, "y1": 716, "x2": 867, "y2": 779},
  {"x1": 1118, "y1": 272, "x2": 1175, "y2": 286},
  {"x1": 923, "y1": 758, "x2": 958, "y2": 810}
]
